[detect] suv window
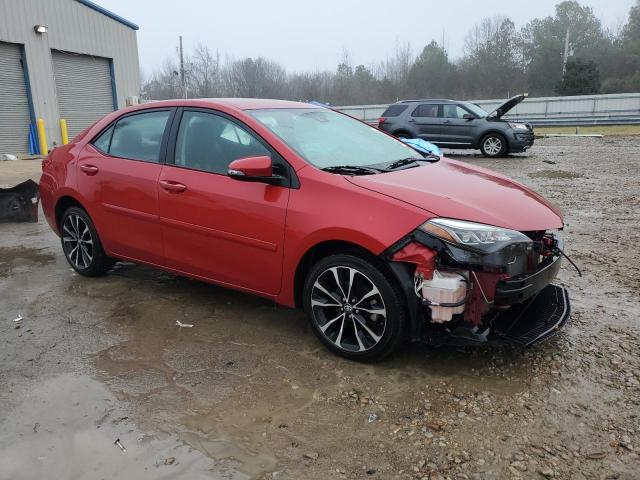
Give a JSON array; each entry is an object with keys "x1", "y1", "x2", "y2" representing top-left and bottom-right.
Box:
[
  {"x1": 107, "y1": 110, "x2": 171, "y2": 162},
  {"x1": 411, "y1": 104, "x2": 439, "y2": 118},
  {"x1": 381, "y1": 105, "x2": 409, "y2": 117},
  {"x1": 442, "y1": 104, "x2": 470, "y2": 119},
  {"x1": 174, "y1": 111, "x2": 270, "y2": 174}
]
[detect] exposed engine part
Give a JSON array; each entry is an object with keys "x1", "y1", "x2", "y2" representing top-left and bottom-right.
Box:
[
  {"x1": 465, "y1": 270, "x2": 509, "y2": 325},
  {"x1": 391, "y1": 242, "x2": 436, "y2": 279},
  {"x1": 554, "y1": 246, "x2": 582, "y2": 276},
  {"x1": 416, "y1": 270, "x2": 469, "y2": 323}
]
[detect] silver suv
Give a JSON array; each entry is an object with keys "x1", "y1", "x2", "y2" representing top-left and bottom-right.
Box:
[{"x1": 378, "y1": 94, "x2": 534, "y2": 157}]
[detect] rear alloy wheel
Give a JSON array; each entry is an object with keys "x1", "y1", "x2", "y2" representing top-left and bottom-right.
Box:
[
  {"x1": 61, "y1": 207, "x2": 114, "y2": 276},
  {"x1": 303, "y1": 254, "x2": 406, "y2": 361},
  {"x1": 480, "y1": 133, "x2": 507, "y2": 157}
]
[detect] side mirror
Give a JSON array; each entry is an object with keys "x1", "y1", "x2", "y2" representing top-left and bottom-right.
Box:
[
  {"x1": 462, "y1": 113, "x2": 476, "y2": 121},
  {"x1": 228, "y1": 155, "x2": 285, "y2": 186}
]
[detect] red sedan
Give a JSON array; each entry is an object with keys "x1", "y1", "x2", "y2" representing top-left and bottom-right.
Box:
[{"x1": 40, "y1": 99, "x2": 571, "y2": 361}]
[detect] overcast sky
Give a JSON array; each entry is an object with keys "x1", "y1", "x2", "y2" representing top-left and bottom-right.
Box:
[{"x1": 98, "y1": 0, "x2": 635, "y2": 75}]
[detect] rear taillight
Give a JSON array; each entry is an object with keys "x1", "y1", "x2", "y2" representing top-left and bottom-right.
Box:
[{"x1": 378, "y1": 117, "x2": 386, "y2": 125}]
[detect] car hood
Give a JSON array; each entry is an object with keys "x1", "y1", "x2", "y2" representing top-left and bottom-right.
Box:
[
  {"x1": 487, "y1": 93, "x2": 528, "y2": 118},
  {"x1": 346, "y1": 158, "x2": 563, "y2": 231}
]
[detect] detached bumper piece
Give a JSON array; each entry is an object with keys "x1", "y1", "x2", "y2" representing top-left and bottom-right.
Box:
[
  {"x1": 491, "y1": 284, "x2": 570, "y2": 347},
  {"x1": 0, "y1": 179, "x2": 40, "y2": 223}
]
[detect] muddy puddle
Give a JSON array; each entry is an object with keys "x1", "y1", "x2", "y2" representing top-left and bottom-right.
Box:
[
  {"x1": 0, "y1": 246, "x2": 55, "y2": 277},
  {"x1": 0, "y1": 374, "x2": 237, "y2": 479}
]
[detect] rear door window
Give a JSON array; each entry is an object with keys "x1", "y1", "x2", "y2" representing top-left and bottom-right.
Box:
[
  {"x1": 411, "y1": 104, "x2": 440, "y2": 118},
  {"x1": 108, "y1": 110, "x2": 171, "y2": 162},
  {"x1": 381, "y1": 105, "x2": 408, "y2": 117}
]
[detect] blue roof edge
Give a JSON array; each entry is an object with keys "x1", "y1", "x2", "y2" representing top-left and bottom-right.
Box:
[{"x1": 75, "y1": 0, "x2": 139, "y2": 30}]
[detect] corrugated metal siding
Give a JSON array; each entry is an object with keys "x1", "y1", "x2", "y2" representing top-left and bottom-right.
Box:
[
  {"x1": 0, "y1": 0, "x2": 140, "y2": 151},
  {"x1": 52, "y1": 50, "x2": 114, "y2": 138},
  {"x1": 0, "y1": 41, "x2": 31, "y2": 154}
]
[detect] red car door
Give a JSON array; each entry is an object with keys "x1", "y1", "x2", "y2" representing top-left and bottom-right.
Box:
[
  {"x1": 76, "y1": 109, "x2": 173, "y2": 265},
  {"x1": 158, "y1": 109, "x2": 290, "y2": 295}
]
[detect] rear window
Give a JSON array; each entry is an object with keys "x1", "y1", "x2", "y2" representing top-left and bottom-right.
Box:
[
  {"x1": 381, "y1": 105, "x2": 409, "y2": 117},
  {"x1": 92, "y1": 110, "x2": 171, "y2": 163}
]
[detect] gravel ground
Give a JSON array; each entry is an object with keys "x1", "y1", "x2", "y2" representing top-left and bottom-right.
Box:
[{"x1": 0, "y1": 137, "x2": 638, "y2": 480}]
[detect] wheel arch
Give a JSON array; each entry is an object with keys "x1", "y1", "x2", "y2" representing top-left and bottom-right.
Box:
[
  {"x1": 476, "y1": 129, "x2": 508, "y2": 149},
  {"x1": 392, "y1": 129, "x2": 414, "y2": 139},
  {"x1": 293, "y1": 240, "x2": 379, "y2": 308},
  {"x1": 54, "y1": 195, "x2": 88, "y2": 230}
]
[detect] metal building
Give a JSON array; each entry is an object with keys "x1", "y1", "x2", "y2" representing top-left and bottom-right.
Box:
[{"x1": 0, "y1": 0, "x2": 140, "y2": 155}]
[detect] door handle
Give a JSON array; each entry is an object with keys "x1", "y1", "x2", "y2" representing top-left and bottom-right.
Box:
[
  {"x1": 80, "y1": 164, "x2": 99, "y2": 175},
  {"x1": 159, "y1": 180, "x2": 187, "y2": 193},
  {"x1": 408, "y1": 119, "x2": 416, "y2": 123},
  {"x1": 443, "y1": 120, "x2": 452, "y2": 124}
]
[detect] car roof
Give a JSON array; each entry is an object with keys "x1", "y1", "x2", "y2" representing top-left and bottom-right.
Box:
[{"x1": 134, "y1": 98, "x2": 319, "y2": 111}]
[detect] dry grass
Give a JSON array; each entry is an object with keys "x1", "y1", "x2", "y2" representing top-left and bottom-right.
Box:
[
  {"x1": 0, "y1": 159, "x2": 42, "y2": 187},
  {"x1": 534, "y1": 124, "x2": 640, "y2": 136}
]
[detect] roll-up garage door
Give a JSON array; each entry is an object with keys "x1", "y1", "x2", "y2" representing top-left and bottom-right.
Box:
[
  {"x1": 0, "y1": 42, "x2": 31, "y2": 155},
  {"x1": 51, "y1": 50, "x2": 115, "y2": 139}
]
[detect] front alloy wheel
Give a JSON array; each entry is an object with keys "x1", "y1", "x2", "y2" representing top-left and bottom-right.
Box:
[
  {"x1": 480, "y1": 134, "x2": 507, "y2": 157},
  {"x1": 303, "y1": 254, "x2": 406, "y2": 361}
]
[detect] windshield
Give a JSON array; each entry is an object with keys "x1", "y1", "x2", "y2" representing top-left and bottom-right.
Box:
[
  {"x1": 461, "y1": 102, "x2": 488, "y2": 118},
  {"x1": 249, "y1": 108, "x2": 420, "y2": 169}
]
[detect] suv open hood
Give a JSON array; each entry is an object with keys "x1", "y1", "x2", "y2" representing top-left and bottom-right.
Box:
[
  {"x1": 487, "y1": 93, "x2": 528, "y2": 119},
  {"x1": 346, "y1": 158, "x2": 563, "y2": 231}
]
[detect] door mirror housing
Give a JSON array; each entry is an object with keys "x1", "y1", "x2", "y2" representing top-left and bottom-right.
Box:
[
  {"x1": 228, "y1": 156, "x2": 285, "y2": 186},
  {"x1": 462, "y1": 113, "x2": 476, "y2": 121}
]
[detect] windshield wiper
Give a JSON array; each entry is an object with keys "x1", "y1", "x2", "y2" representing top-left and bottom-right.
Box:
[
  {"x1": 384, "y1": 157, "x2": 422, "y2": 171},
  {"x1": 385, "y1": 154, "x2": 440, "y2": 171},
  {"x1": 321, "y1": 165, "x2": 383, "y2": 175}
]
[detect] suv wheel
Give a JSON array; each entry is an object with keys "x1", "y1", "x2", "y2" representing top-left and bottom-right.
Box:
[
  {"x1": 61, "y1": 207, "x2": 115, "y2": 276},
  {"x1": 480, "y1": 133, "x2": 507, "y2": 157},
  {"x1": 393, "y1": 130, "x2": 412, "y2": 139},
  {"x1": 303, "y1": 254, "x2": 406, "y2": 361}
]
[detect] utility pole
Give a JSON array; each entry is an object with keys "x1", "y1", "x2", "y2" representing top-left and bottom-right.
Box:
[
  {"x1": 562, "y1": 27, "x2": 571, "y2": 75},
  {"x1": 179, "y1": 35, "x2": 186, "y2": 99}
]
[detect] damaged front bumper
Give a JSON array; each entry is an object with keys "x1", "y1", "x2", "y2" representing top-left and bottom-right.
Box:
[
  {"x1": 492, "y1": 284, "x2": 569, "y2": 347},
  {"x1": 384, "y1": 225, "x2": 572, "y2": 348},
  {"x1": 0, "y1": 179, "x2": 39, "y2": 223}
]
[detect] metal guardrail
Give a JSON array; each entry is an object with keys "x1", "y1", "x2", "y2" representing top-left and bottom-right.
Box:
[{"x1": 335, "y1": 92, "x2": 640, "y2": 126}]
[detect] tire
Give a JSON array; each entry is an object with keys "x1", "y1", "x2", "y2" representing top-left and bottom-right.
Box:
[
  {"x1": 393, "y1": 130, "x2": 412, "y2": 139},
  {"x1": 480, "y1": 133, "x2": 507, "y2": 157},
  {"x1": 302, "y1": 254, "x2": 407, "y2": 361},
  {"x1": 60, "y1": 206, "x2": 115, "y2": 276}
]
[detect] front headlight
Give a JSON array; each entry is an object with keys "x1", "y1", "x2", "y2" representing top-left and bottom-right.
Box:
[
  {"x1": 509, "y1": 122, "x2": 528, "y2": 131},
  {"x1": 420, "y1": 218, "x2": 531, "y2": 253}
]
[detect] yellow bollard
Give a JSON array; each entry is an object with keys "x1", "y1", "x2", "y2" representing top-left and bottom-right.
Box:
[
  {"x1": 36, "y1": 118, "x2": 48, "y2": 155},
  {"x1": 59, "y1": 119, "x2": 69, "y2": 145}
]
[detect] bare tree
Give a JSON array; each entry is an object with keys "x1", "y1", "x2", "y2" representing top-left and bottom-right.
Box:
[
  {"x1": 141, "y1": 2, "x2": 639, "y2": 105},
  {"x1": 187, "y1": 43, "x2": 221, "y2": 97},
  {"x1": 224, "y1": 57, "x2": 287, "y2": 98}
]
